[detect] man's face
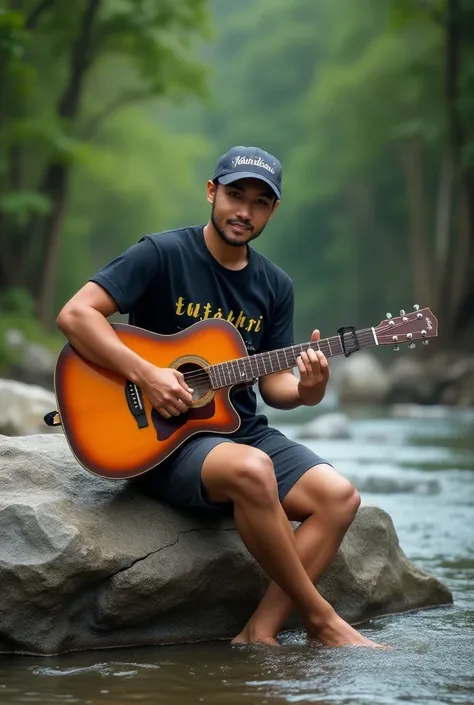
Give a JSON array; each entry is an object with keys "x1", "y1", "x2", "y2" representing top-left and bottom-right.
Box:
[{"x1": 208, "y1": 178, "x2": 279, "y2": 247}]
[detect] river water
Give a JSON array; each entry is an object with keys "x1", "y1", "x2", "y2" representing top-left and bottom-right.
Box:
[{"x1": 1, "y1": 406, "x2": 473, "y2": 705}]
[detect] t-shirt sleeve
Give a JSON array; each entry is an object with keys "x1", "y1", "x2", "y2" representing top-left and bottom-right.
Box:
[
  {"x1": 89, "y1": 237, "x2": 161, "y2": 314},
  {"x1": 260, "y1": 277, "x2": 295, "y2": 351}
]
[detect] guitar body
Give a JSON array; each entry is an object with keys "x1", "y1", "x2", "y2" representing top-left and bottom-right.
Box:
[{"x1": 54, "y1": 319, "x2": 247, "y2": 479}]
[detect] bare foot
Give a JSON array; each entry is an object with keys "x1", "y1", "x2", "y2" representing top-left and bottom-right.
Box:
[
  {"x1": 231, "y1": 629, "x2": 280, "y2": 647},
  {"x1": 308, "y1": 614, "x2": 388, "y2": 649}
]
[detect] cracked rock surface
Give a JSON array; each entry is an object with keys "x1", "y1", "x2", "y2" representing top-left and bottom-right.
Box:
[{"x1": 0, "y1": 434, "x2": 452, "y2": 655}]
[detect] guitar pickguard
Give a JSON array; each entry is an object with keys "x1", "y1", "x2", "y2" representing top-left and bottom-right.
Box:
[{"x1": 151, "y1": 400, "x2": 216, "y2": 441}]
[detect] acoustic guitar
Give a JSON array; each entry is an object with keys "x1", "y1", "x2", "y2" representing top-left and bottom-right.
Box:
[{"x1": 44, "y1": 306, "x2": 438, "y2": 479}]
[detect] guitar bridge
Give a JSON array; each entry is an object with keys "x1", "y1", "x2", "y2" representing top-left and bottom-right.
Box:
[{"x1": 125, "y1": 381, "x2": 149, "y2": 429}]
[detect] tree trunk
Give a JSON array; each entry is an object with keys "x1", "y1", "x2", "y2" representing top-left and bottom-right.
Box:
[
  {"x1": 36, "y1": 0, "x2": 102, "y2": 326},
  {"x1": 434, "y1": 151, "x2": 453, "y2": 279},
  {"x1": 434, "y1": 151, "x2": 458, "y2": 341},
  {"x1": 400, "y1": 137, "x2": 433, "y2": 309},
  {"x1": 36, "y1": 164, "x2": 70, "y2": 327},
  {"x1": 0, "y1": 146, "x2": 31, "y2": 290},
  {"x1": 443, "y1": 0, "x2": 474, "y2": 350},
  {"x1": 451, "y1": 181, "x2": 474, "y2": 349}
]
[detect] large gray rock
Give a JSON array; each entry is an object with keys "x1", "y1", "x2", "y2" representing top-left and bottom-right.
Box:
[{"x1": 0, "y1": 434, "x2": 452, "y2": 656}]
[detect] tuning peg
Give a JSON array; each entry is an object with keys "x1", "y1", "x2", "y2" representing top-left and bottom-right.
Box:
[
  {"x1": 409, "y1": 342, "x2": 416, "y2": 349},
  {"x1": 386, "y1": 312, "x2": 392, "y2": 319},
  {"x1": 393, "y1": 345, "x2": 400, "y2": 352},
  {"x1": 400, "y1": 309, "x2": 406, "y2": 316},
  {"x1": 422, "y1": 340, "x2": 429, "y2": 346},
  {"x1": 413, "y1": 304, "x2": 420, "y2": 311}
]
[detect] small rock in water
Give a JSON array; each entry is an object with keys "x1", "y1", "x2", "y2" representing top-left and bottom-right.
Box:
[
  {"x1": 390, "y1": 404, "x2": 449, "y2": 419},
  {"x1": 297, "y1": 412, "x2": 351, "y2": 439},
  {"x1": 337, "y1": 352, "x2": 389, "y2": 404},
  {"x1": 356, "y1": 477, "x2": 441, "y2": 495}
]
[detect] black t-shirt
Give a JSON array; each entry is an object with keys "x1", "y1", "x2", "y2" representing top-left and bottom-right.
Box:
[{"x1": 90, "y1": 225, "x2": 295, "y2": 437}]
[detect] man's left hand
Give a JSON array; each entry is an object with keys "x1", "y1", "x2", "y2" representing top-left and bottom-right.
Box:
[{"x1": 296, "y1": 329, "x2": 330, "y2": 406}]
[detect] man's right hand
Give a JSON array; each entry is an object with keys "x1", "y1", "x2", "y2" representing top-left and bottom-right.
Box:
[{"x1": 138, "y1": 364, "x2": 194, "y2": 419}]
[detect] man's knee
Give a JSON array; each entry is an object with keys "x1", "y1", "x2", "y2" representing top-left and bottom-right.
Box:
[
  {"x1": 230, "y1": 450, "x2": 278, "y2": 503},
  {"x1": 283, "y1": 464, "x2": 360, "y2": 525},
  {"x1": 338, "y1": 479, "x2": 361, "y2": 525},
  {"x1": 203, "y1": 444, "x2": 278, "y2": 505}
]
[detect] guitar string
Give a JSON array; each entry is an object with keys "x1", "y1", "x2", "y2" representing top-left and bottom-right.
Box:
[
  {"x1": 180, "y1": 321, "x2": 422, "y2": 388},
  {"x1": 176, "y1": 321, "x2": 417, "y2": 388},
  {"x1": 180, "y1": 329, "x2": 370, "y2": 386}
]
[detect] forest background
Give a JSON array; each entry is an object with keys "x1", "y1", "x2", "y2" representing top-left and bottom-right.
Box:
[{"x1": 1, "y1": 0, "x2": 473, "y2": 367}]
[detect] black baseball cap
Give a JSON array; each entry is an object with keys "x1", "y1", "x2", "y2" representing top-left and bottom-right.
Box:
[{"x1": 212, "y1": 145, "x2": 282, "y2": 200}]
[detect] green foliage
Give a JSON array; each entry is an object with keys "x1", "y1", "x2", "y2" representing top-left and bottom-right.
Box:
[
  {"x1": 56, "y1": 105, "x2": 210, "y2": 307},
  {"x1": 0, "y1": 287, "x2": 36, "y2": 318},
  {"x1": 1, "y1": 0, "x2": 473, "y2": 352},
  {"x1": 0, "y1": 0, "x2": 212, "y2": 321}
]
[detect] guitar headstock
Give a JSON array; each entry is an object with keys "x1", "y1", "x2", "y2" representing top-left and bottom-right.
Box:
[{"x1": 375, "y1": 305, "x2": 438, "y2": 350}]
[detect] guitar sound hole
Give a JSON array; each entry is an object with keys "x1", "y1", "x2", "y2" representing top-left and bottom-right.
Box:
[{"x1": 177, "y1": 362, "x2": 211, "y2": 403}]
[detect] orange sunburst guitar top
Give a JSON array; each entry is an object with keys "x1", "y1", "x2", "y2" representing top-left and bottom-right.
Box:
[{"x1": 48, "y1": 308, "x2": 438, "y2": 479}]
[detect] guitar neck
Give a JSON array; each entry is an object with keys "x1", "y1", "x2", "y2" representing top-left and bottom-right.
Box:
[{"x1": 208, "y1": 326, "x2": 377, "y2": 389}]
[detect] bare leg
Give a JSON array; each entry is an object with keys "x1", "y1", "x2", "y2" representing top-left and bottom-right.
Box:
[
  {"x1": 232, "y1": 465, "x2": 370, "y2": 645},
  {"x1": 201, "y1": 446, "x2": 383, "y2": 648}
]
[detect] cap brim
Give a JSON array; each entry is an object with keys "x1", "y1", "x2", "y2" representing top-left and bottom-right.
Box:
[{"x1": 217, "y1": 172, "x2": 281, "y2": 200}]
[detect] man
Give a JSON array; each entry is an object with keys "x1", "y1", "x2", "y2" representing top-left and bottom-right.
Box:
[{"x1": 57, "y1": 145, "x2": 382, "y2": 648}]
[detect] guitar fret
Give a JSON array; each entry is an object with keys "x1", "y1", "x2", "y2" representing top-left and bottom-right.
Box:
[
  {"x1": 268, "y1": 353, "x2": 276, "y2": 373},
  {"x1": 267, "y1": 352, "x2": 275, "y2": 372},
  {"x1": 247, "y1": 357, "x2": 256, "y2": 380},
  {"x1": 232, "y1": 358, "x2": 239, "y2": 383},
  {"x1": 247, "y1": 357, "x2": 253, "y2": 377},
  {"x1": 268, "y1": 353, "x2": 274, "y2": 373}
]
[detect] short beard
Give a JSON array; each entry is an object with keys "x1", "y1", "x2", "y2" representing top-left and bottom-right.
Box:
[{"x1": 211, "y1": 201, "x2": 265, "y2": 247}]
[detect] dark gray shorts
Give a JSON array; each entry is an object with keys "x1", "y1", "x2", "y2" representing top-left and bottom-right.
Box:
[{"x1": 135, "y1": 426, "x2": 329, "y2": 512}]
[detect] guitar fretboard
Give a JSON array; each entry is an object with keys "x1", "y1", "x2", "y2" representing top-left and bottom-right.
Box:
[{"x1": 208, "y1": 327, "x2": 376, "y2": 389}]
